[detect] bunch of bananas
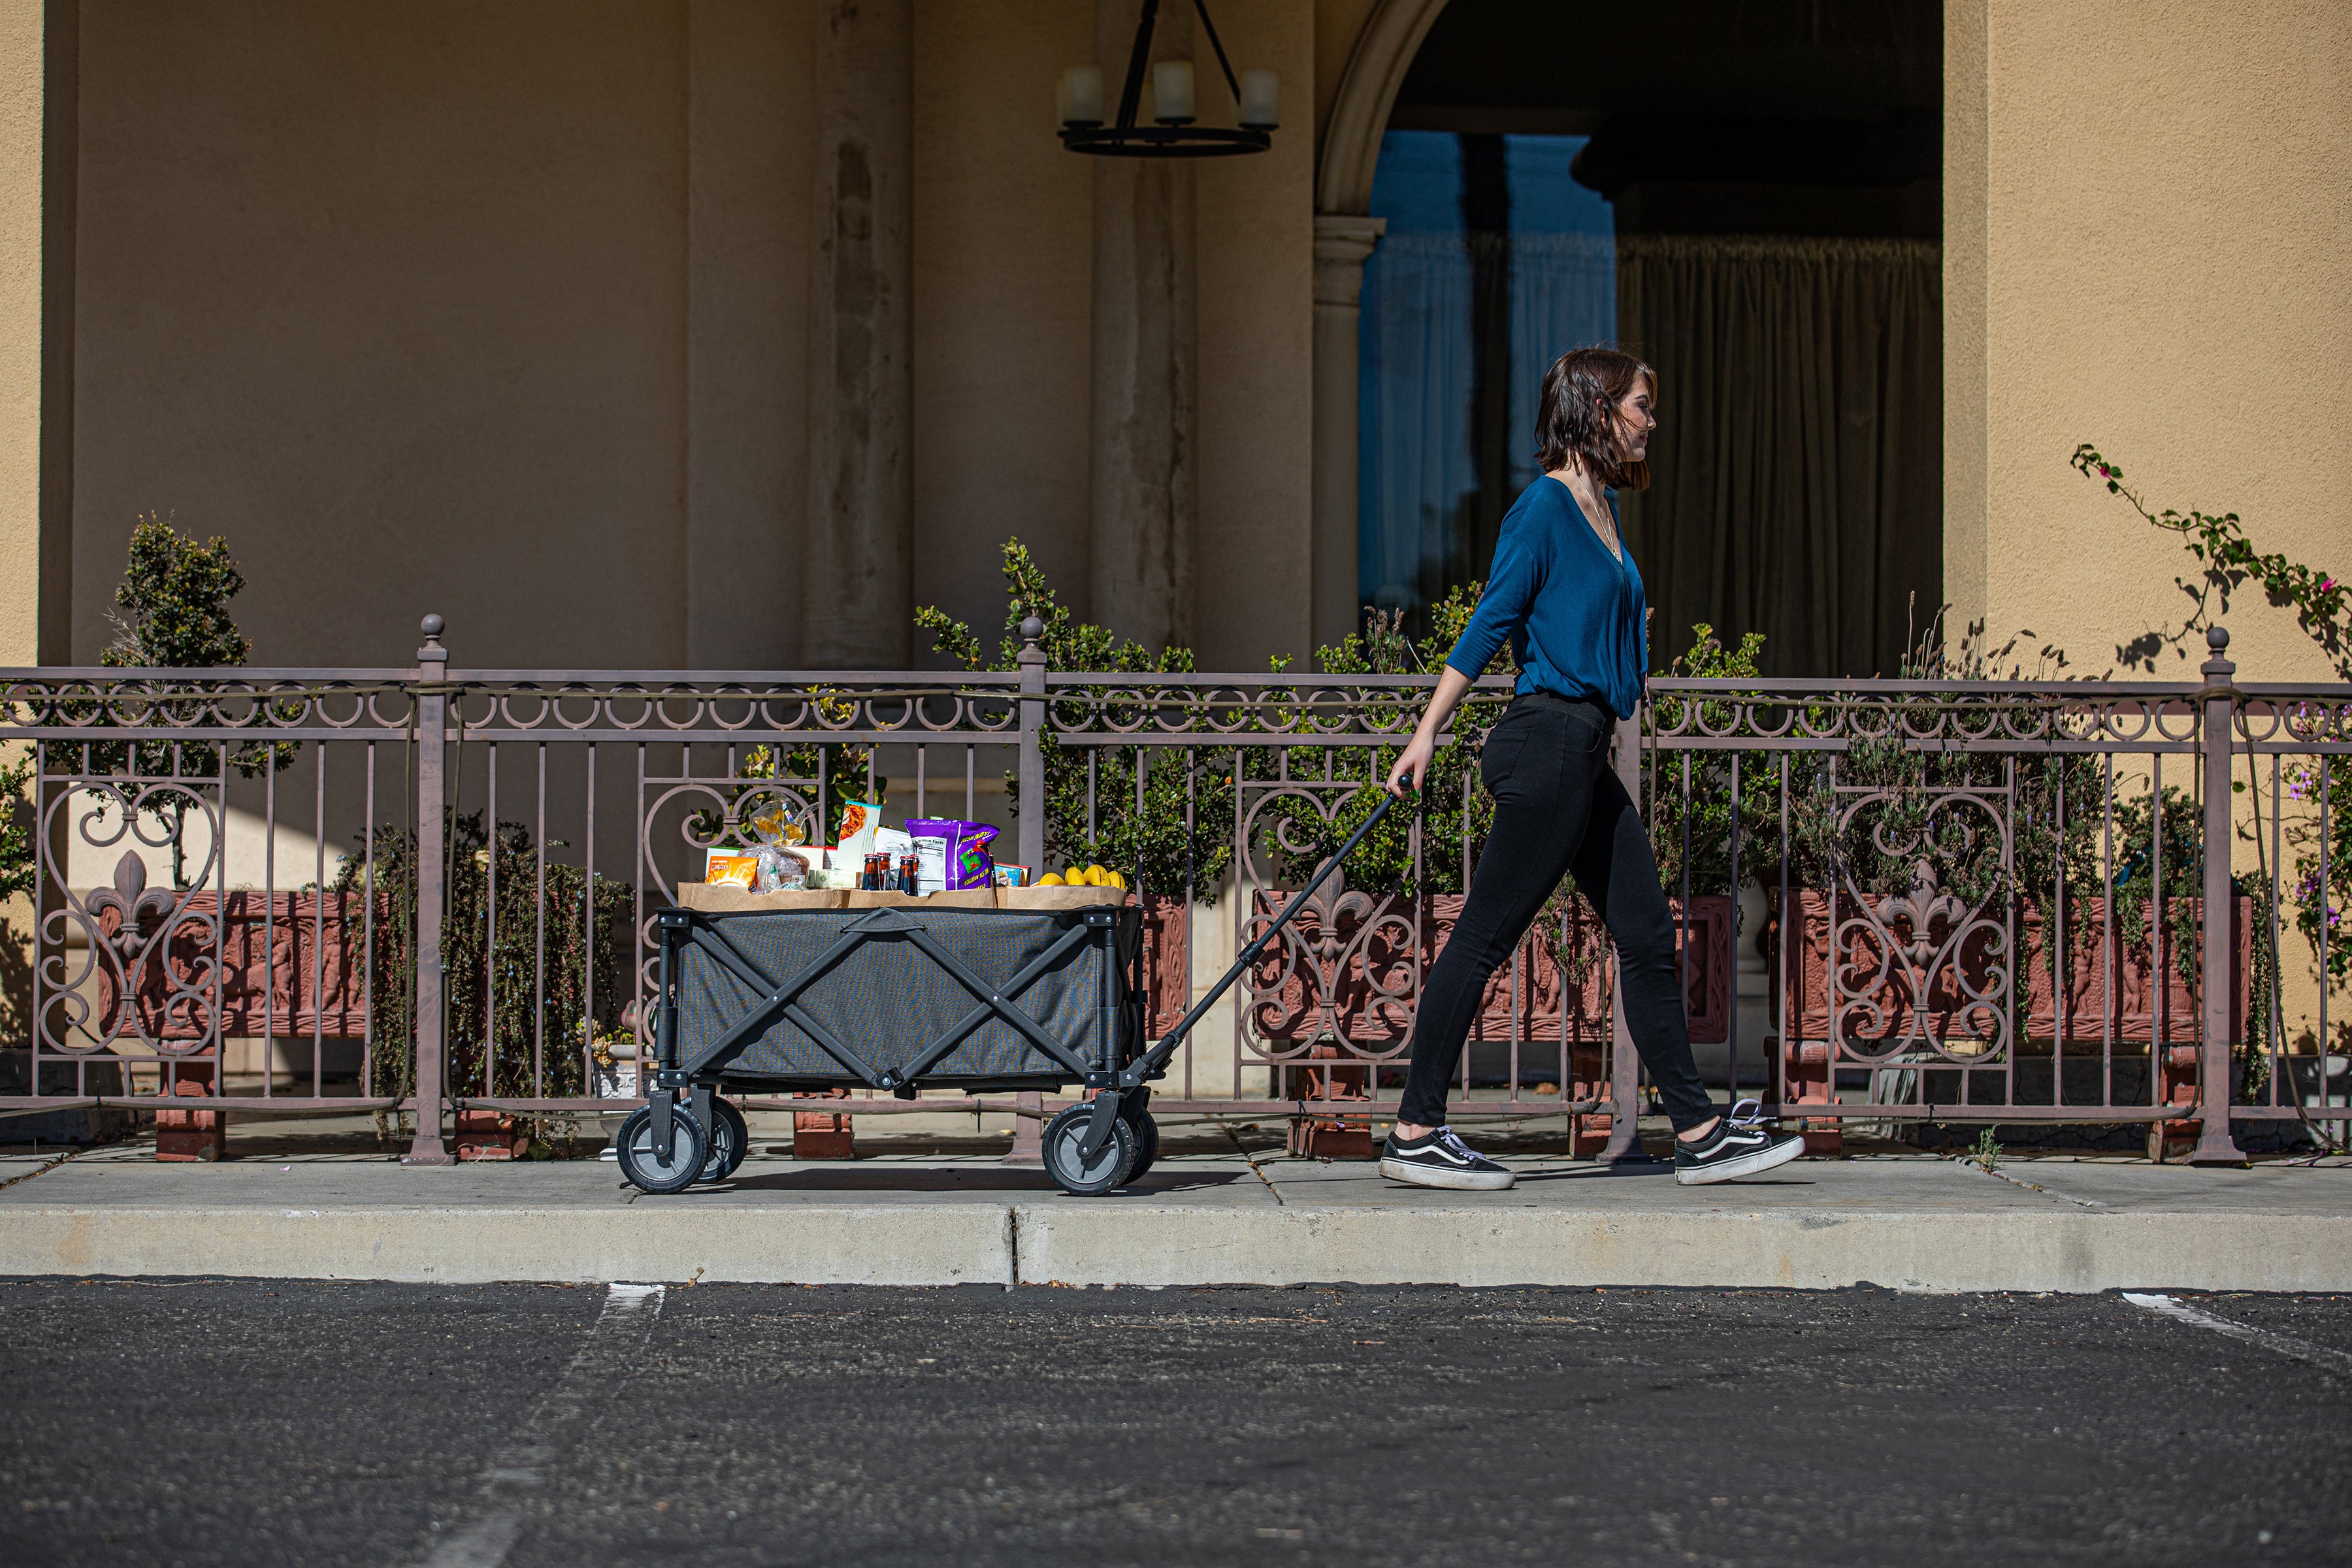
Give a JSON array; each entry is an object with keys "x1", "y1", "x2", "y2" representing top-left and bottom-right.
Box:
[{"x1": 1037, "y1": 863, "x2": 1126, "y2": 889}]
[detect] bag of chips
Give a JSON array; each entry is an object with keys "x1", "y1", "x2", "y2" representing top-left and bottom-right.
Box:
[{"x1": 906, "y1": 819, "x2": 999, "y2": 893}]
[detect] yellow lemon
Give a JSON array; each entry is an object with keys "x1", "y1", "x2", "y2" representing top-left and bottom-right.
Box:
[
  {"x1": 1039, "y1": 872, "x2": 1064, "y2": 886},
  {"x1": 1084, "y1": 864, "x2": 1108, "y2": 886},
  {"x1": 1106, "y1": 870, "x2": 1127, "y2": 890}
]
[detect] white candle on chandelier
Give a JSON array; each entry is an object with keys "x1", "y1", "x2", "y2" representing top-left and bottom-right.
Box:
[
  {"x1": 1152, "y1": 59, "x2": 1194, "y2": 123},
  {"x1": 1057, "y1": 65, "x2": 1103, "y2": 127},
  {"x1": 1238, "y1": 69, "x2": 1279, "y2": 130}
]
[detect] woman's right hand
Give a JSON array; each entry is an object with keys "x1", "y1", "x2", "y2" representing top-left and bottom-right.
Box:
[{"x1": 1386, "y1": 732, "x2": 1434, "y2": 797}]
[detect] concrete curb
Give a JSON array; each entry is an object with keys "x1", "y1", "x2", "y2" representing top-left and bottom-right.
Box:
[
  {"x1": 1009, "y1": 1205, "x2": 2352, "y2": 1294},
  {"x1": 5, "y1": 1202, "x2": 2350, "y2": 1292},
  {"x1": 0, "y1": 1205, "x2": 1014, "y2": 1287}
]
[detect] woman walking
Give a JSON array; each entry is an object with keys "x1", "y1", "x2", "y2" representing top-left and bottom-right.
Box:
[{"x1": 1379, "y1": 348, "x2": 1801, "y2": 1190}]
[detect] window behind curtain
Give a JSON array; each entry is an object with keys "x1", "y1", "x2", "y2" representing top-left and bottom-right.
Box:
[{"x1": 1358, "y1": 131, "x2": 1615, "y2": 639}]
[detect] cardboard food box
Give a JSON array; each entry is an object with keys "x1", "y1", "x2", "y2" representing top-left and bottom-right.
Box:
[
  {"x1": 676, "y1": 881, "x2": 849, "y2": 913},
  {"x1": 840, "y1": 887, "x2": 998, "y2": 910},
  {"x1": 702, "y1": 849, "x2": 760, "y2": 890},
  {"x1": 996, "y1": 883, "x2": 1128, "y2": 911}
]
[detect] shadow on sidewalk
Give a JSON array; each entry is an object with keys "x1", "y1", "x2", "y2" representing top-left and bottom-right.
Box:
[
  {"x1": 1511, "y1": 1164, "x2": 1816, "y2": 1188},
  {"x1": 704, "y1": 1168, "x2": 1252, "y2": 1195}
]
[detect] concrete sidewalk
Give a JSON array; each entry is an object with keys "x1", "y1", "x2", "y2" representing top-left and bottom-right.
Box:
[{"x1": 3, "y1": 1131, "x2": 2348, "y2": 1293}]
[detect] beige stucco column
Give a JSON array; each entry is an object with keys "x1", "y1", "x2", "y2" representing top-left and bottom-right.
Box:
[
  {"x1": 1941, "y1": 0, "x2": 1988, "y2": 637},
  {"x1": 1941, "y1": 0, "x2": 2352, "y2": 683},
  {"x1": 1311, "y1": 212, "x2": 1382, "y2": 653},
  {"x1": 0, "y1": 0, "x2": 69, "y2": 668},
  {"x1": 1087, "y1": 0, "x2": 1196, "y2": 654},
  {"x1": 802, "y1": 0, "x2": 913, "y2": 668}
]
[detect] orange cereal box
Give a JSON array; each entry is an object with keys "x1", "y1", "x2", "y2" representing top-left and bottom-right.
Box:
[{"x1": 703, "y1": 849, "x2": 759, "y2": 890}]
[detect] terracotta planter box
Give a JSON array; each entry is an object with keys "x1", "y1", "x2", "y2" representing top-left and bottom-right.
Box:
[
  {"x1": 154, "y1": 1068, "x2": 225, "y2": 1162},
  {"x1": 1245, "y1": 889, "x2": 1734, "y2": 1049},
  {"x1": 88, "y1": 886, "x2": 373, "y2": 1045},
  {"x1": 1769, "y1": 890, "x2": 2253, "y2": 1158},
  {"x1": 794, "y1": 1085, "x2": 855, "y2": 1159},
  {"x1": 80, "y1": 874, "x2": 373, "y2": 1162},
  {"x1": 455, "y1": 1107, "x2": 532, "y2": 1161},
  {"x1": 1136, "y1": 892, "x2": 1191, "y2": 1039},
  {"x1": 1774, "y1": 890, "x2": 2253, "y2": 1051}
]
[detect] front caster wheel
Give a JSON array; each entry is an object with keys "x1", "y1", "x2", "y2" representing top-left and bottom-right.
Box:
[
  {"x1": 1043, "y1": 1102, "x2": 1137, "y2": 1196},
  {"x1": 700, "y1": 1096, "x2": 749, "y2": 1181},
  {"x1": 615, "y1": 1106, "x2": 709, "y2": 1195}
]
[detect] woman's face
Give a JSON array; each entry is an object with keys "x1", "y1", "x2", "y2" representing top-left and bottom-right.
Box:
[{"x1": 1612, "y1": 377, "x2": 1658, "y2": 465}]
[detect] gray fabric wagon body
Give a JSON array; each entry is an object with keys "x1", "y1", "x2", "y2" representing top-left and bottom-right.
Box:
[{"x1": 669, "y1": 905, "x2": 1143, "y2": 1088}]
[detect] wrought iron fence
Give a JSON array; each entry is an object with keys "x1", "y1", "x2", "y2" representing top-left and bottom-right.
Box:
[{"x1": 3, "y1": 615, "x2": 2344, "y2": 1167}]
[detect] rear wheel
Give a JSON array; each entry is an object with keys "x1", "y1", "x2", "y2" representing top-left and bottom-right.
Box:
[
  {"x1": 1120, "y1": 1107, "x2": 1160, "y2": 1183},
  {"x1": 700, "y1": 1096, "x2": 749, "y2": 1181},
  {"x1": 1042, "y1": 1102, "x2": 1137, "y2": 1196},
  {"x1": 615, "y1": 1106, "x2": 709, "y2": 1195}
]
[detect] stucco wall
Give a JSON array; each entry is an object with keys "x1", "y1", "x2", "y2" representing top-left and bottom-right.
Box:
[
  {"x1": 1194, "y1": 0, "x2": 1316, "y2": 670},
  {"x1": 910, "y1": 0, "x2": 1093, "y2": 662},
  {"x1": 1313, "y1": 0, "x2": 1382, "y2": 158},
  {"x1": 0, "y1": 0, "x2": 35, "y2": 665},
  {"x1": 912, "y1": 0, "x2": 1316, "y2": 670},
  {"x1": 687, "y1": 0, "x2": 816, "y2": 670},
  {"x1": 1947, "y1": 0, "x2": 2352, "y2": 685},
  {"x1": 0, "y1": 0, "x2": 60, "y2": 668},
  {"x1": 58, "y1": 0, "x2": 1318, "y2": 675},
  {"x1": 72, "y1": 1, "x2": 705, "y2": 670}
]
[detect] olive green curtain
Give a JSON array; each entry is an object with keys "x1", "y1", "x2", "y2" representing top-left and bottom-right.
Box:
[{"x1": 1614, "y1": 235, "x2": 1941, "y2": 679}]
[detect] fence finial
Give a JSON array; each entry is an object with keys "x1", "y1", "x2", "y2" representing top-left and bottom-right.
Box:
[
  {"x1": 1019, "y1": 615, "x2": 1045, "y2": 653},
  {"x1": 420, "y1": 613, "x2": 446, "y2": 647},
  {"x1": 2202, "y1": 623, "x2": 2234, "y2": 681}
]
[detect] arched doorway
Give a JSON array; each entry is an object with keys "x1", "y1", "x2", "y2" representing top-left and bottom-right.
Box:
[{"x1": 1328, "y1": 0, "x2": 1942, "y2": 676}]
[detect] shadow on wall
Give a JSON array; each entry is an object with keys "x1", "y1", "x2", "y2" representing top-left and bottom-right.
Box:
[{"x1": 0, "y1": 921, "x2": 27, "y2": 1052}]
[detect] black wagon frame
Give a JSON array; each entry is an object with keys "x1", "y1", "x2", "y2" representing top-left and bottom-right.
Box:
[
  {"x1": 643, "y1": 901, "x2": 1147, "y2": 1162},
  {"x1": 632, "y1": 791, "x2": 1399, "y2": 1194}
]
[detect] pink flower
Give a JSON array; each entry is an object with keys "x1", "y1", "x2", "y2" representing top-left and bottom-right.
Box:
[{"x1": 2097, "y1": 465, "x2": 2112, "y2": 478}]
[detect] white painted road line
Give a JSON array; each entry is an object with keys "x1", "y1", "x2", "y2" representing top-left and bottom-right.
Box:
[
  {"x1": 418, "y1": 1282, "x2": 667, "y2": 1568},
  {"x1": 2123, "y1": 1292, "x2": 2352, "y2": 1376}
]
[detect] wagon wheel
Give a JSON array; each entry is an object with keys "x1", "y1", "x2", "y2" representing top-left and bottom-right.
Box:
[
  {"x1": 615, "y1": 1106, "x2": 710, "y2": 1196},
  {"x1": 1043, "y1": 1103, "x2": 1137, "y2": 1197},
  {"x1": 700, "y1": 1097, "x2": 749, "y2": 1181},
  {"x1": 1119, "y1": 1104, "x2": 1160, "y2": 1184}
]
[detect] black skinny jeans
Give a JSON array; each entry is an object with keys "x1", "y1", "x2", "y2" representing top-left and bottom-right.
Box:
[{"x1": 1397, "y1": 694, "x2": 1716, "y2": 1133}]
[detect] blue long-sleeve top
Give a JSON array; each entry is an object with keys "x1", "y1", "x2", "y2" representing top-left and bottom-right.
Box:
[{"x1": 1441, "y1": 477, "x2": 1648, "y2": 719}]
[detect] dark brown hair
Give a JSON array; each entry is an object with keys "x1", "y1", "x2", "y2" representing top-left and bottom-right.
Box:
[{"x1": 1533, "y1": 347, "x2": 1655, "y2": 491}]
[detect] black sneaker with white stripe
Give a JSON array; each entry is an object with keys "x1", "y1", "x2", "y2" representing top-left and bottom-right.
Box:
[
  {"x1": 1673, "y1": 1098, "x2": 1803, "y2": 1185},
  {"x1": 1380, "y1": 1126, "x2": 1515, "y2": 1190}
]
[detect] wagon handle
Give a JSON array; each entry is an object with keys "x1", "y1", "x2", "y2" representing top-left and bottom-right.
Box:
[{"x1": 1120, "y1": 785, "x2": 1405, "y2": 1091}]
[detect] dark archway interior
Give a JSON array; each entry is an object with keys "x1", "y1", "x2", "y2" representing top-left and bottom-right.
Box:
[
  {"x1": 1395, "y1": 0, "x2": 1940, "y2": 238},
  {"x1": 1379, "y1": 0, "x2": 1944, "y2": 678}
]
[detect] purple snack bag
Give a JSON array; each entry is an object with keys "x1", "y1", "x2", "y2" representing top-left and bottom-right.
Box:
[{"x1": 905, "y1": 818, "x2": 999, "y2": 892}]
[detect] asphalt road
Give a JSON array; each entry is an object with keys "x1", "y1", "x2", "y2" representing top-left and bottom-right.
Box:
[{"x1": 3, "y1": 1281, "x2": 2348, "y2": 1568}]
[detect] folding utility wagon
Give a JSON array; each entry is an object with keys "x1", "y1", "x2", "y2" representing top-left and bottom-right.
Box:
[
  {"x1": 619, "y1": 793, "x2": 1396, "y2": 1197},
  {"x1": 622, "y1": 901, "x2": 1162, "y2": 1195}
]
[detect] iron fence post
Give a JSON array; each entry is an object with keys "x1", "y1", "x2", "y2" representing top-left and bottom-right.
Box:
[
  {"x1": 2191, "y1": 625, "x2": 2246, "y2": 1166},
  {"x1": 1600, "y1": 710, "x2": 1648, "y2": 1162},
  {"x1": 402, "y1": 613, "x2": 454, "y2": 1166},
  {"x1": 1007, "y1": 615, "x2": 1048, "y2": 1165},
  {"x1": 1016, "y1": 616, "x2": 1046, "y2": 875}
]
